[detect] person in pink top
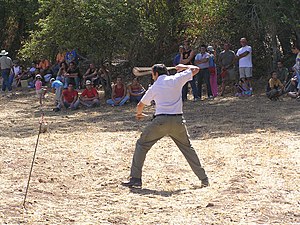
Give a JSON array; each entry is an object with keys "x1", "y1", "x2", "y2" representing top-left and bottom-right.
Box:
[
  {"x1": 35, "y1": 74, "x2": 47, "y2": 104},
  {"x1": 207, "y1": 46, "x2": 218, "y2": 97}
]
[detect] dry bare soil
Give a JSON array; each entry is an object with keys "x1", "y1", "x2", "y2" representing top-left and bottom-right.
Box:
[{"x1": 0, "y1": 89, "x2": 299, "y2": 225}]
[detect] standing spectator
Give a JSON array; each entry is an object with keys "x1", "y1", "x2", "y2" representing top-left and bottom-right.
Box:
[
  {"x1": 194, "y1": 45, "x2": 213, "y2": 100},
  {"x1": 173, "y1": 45, "x2": 184, "y2": 66},
  {"x1": 0, "y1": 49, "x2": 13, "y2": 95},
  {"x1": 276, "y1": 60, "x2": 289, "y2": 84},
  {"x1": 50, "y1": 78, "x2": 64, "y2": 112},
  {"x1": 64, "y1": 61, "x2": 80, "y2": 89},
  {"x1": 218, "y1": 43, "x2": 236, "y2": 96},
  {"x1": 207, "y1": 46, "x2": 218, "y2": 97},
  {"x1": 35, "y1": 74, "x2": 47, "y2": 104},
  {"x1": 106, "y1": 77, "x2": 129, "y2": 106},
  {"x1": 236, "y1": 38, "x2": 253, "y2": 89},
  {"x1": 291, "y1": 44, "x2": 300, "y2": 99},
  {"x1": 61, "y1": 84, "x2": 80, "y2": 110},
  {"x1": 266, "y1": 71, "x2": 284, "y2": 101},
  {"x1": 80, "y1": 80, "x2": 100, "y2": 107},
  {"x1": 127, "y1": 77, "x2": 146, "y2": 103},
  {"x1": 180, "y1": 40, "x2": 198, "y2": 101}
]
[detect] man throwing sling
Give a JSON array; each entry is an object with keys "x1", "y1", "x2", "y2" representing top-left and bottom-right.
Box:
[{"x1": 122, "y1": 64, "x2": 209, "y2": 188}]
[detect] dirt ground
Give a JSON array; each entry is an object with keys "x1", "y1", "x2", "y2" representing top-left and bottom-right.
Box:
[{"x1": 0, "y1": 88, "x2": 299, "y2": 225}]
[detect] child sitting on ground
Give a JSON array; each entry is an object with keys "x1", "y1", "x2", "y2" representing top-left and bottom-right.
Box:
[
  {"x1": 266, "y1": 71, "x2": 284, "y2": 101},
  {"x1": 235, "y1": 78, "x2": 252, "y2": 97}
]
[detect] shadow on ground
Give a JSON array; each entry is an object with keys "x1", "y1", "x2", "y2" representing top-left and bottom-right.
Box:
[{"x1": 0, "y1": 91, "x2": 299, "y2": 139}]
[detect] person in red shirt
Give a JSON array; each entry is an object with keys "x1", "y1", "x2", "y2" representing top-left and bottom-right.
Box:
[
  {"x1": 106, "y1": 77, "x2": 129, "y2": 106},
  {"x1": 80, "y1": 80, "x2": 100, "y2": 107},
  {"x1": 61, "y1": 84, "x2": 80, "y2": 110}
]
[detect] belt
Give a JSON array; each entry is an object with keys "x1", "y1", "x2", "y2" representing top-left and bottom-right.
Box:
[{"x1": 155, "y1": 114, "x2": 183, "y2": 117}]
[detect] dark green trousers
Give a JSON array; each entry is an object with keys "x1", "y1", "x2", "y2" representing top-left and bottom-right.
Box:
[{"x1": 130, "y1": 115, "x2": 207, "y2": 180}]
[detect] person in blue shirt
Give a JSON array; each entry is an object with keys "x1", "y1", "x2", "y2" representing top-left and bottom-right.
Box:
[
  {"x1": 173, "y1": 45, "x2": 184, "y2": 66},
  {"x1": 50, "y1": 78, "x2": 64, "y2": 112}
]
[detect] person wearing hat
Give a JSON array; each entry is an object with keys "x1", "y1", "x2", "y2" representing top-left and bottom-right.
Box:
[
  {"x1": 50, "y1": 78, "x2": 64, "y2": 112},
  {"x1": 80, "y1": 80, "x2": 100, "y2": 107},
  {"x1": 35, "y1": 74, "x2": 47, "y2": 104},
  {"x1": 0, "y1": 49, "x2": 13, "y2": 94},
  {"x1": 207, "y1": 46, "x2": 218, "y2": 97}
]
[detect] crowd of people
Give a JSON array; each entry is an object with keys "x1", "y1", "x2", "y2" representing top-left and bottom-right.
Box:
[
  {"x1": 0, "y1": 40, "x2": 299, "y2": 111},
  {"x1": 0, "y1": 49, "x2": 147, "y2": 111},
  {"x1": 173, "y1": 38, "x2": 300, "y2": 102}
]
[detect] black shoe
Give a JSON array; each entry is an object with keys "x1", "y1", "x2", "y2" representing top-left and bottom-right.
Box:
[
  {"x1": 121, "y1": 177, "x2": 142, "y2": 187},
  {"x1": 200, "y1": 178, "x2": 209, "y2": 188},
  {"x1": 53, "y1": 107, "x2": 60, "y2": 112}
]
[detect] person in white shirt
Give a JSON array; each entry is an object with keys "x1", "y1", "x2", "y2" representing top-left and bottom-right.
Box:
[
  {"x1": 122, "y1": 64, "x2": 209, "y2": 188},
  {"x1": 236, "y1": 37, "x2": 253, "y2": 90},
  {"x1": 194, "y1": 45, "x2": 213, "y2": 99}
]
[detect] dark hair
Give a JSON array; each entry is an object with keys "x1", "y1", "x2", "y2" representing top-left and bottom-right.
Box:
[
  {"x1": 152, "y1": 64, "x2": 168, "y2": 76},
  {"x1": 270, "y1": 70, "x2": 277, "y2": 76},
  {"x1": 200, "y1": 44, "x2": 207, "y2": 49},
  {"x1": 60, "y1": 61, "x2": 68, "y2": 68}
]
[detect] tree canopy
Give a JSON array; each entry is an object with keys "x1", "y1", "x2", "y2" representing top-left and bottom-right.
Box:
[{"x1": 1, "y1": 0, "x2": 299, "y2": 76}]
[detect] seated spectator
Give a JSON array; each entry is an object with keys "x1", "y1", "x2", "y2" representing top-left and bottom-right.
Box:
[
  {"x1": 56, "y1": 51, "x2": 66, "y2": 64},
  {"x1": 10, "y1": 60, "x2": 21, "y2": 88},
  {"x1": 64, "y1": 61, "x2": 80, "y2": 89},
  {"x1": 15, "y1": 66, "x2": 26, "y2": 87},
  {"x1": 35, "y1": 74, "x2": 47, "y2": 104},
  {"x1": 57, "y1": 61, "x2": 68, "y2": 82},
  {"x1": 29, "y1": 62, "x2": 36, "y2": 75},
  {"x1": 82, "y1": 63, "x2": 97, "y2": 86},
  {"x1": 80, "y1": 80, "x2": 100, "y2": 107},
  {"x1": 38, "y1": 58, "x2": 50, "y2": 70},
  {"x1": 42, "y1": 68, "x2": 53, "y2": 83},
  {"x1": 266, "y1": 71, "x2": 284, "y2": 101},
  {"x1": 106, "y1": 77, "x2": 129, "y2": 106},
  {"x1": 235, "y1": 78, "x2": 252, "y2": 97},
  {"x1": 61, "y1": 84, "x2": 80, "y2": 110},
  {"x1": 50, "y1": 78, "x2": 64, "y2": 112},
  {"x1": 127, "y1": 77, "x2": 145, "y2": 103}
]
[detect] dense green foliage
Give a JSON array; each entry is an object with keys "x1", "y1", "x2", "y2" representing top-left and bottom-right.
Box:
[{"x1": 1, "y1": 0, "x2": 299, "y2": 76}]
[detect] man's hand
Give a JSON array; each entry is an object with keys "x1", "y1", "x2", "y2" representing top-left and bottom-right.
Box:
[{"x1": 136, "y1": 113, "x2": 148, "y2": 120}]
